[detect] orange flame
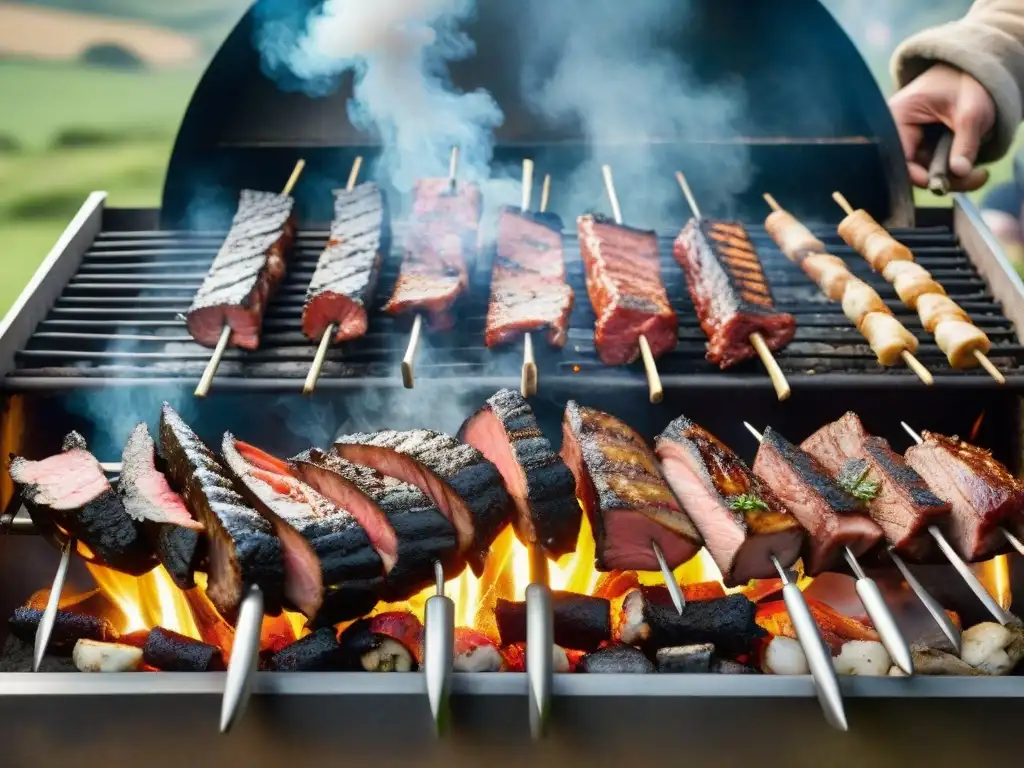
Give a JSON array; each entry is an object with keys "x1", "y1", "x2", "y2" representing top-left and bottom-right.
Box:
[
  {"x1": 969, "y1": 410, "x2": 985, "y2": 442},
  {"x1": 87, "y1": 563, "x2": 198, "y2": 637}
]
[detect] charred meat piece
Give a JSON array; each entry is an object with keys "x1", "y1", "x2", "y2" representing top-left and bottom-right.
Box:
[
  {"x1": 905, "y1": 431, "x2": 1024, "y2": 561},
  {"x1": 673, "y1": 220, "x2": 796, "y2": 368},
  {"x1": 619, "y1": 588, "x2": 765, "y2": 656},
  {"x1": 561, "y1": 401, "x2": 702, "y2": 572},
  {"x1": 334, "y1": 429, "x2": 512, "y2": 576},
  {"x1": 186, "y1": 189, "x2": 296, "y2": 350},
  {"x1": 10, "y1": 432, "x2": 154, "y2": 575},
  {"x1": 454, "y1": 628, "x2": 504, "y2": 672},
  {"x1": 159, "y1": 404, "x2": 284, "y2": 621},
  {"x1": 119, "y1": 423, "x2": 203, "y2": 589},
  {"x1": 577, "y1": 214, "x2": 677, "y2": 366},
  {"x1": 752, "y1": 427, "x2": 883, "y2": 575},
  {"x1": 302, "y1": 183, "x2": 386, "y2": 344},
  {"x1": 579, "y1": 644, "x2": 655, "y2": 674},
  {"x1": 486, "y1": 208, "x2": 574, "y2": 348},
  {"x1": 656, "y1": 416, "x2": 803, "y2": 586},
  {"x1": 8, "y1": 607, "x2": 117, "y2": 654},
  {"x1": 801, "y1": 412, "x2": 950, "y2": 561},
  {"x1": 291, "y1": 449, "x2": 459, "y2": 601},
  {"x1": 270, "y1": 627, "x2": 344, "y2": 671},
  {"x1": 338, "y1": 618, "x2": 419, "y2": 672},
  {"x1": 495, "y1": 591, "x2": 611, "y2": 652},
  {"x1": 459, "y1": 389, "x2": 580, "y2": 558},
  {"x1": 142, "y1": 627, "x2": 224, "y2": 672}
]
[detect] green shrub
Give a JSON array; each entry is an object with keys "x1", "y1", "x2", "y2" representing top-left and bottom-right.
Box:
[
  {"x1": 0, "y1": 134, "x2": 20, "y2": 154},
  {"x1": 51, "y1": 125, "x2": 168, "y2": 149}
]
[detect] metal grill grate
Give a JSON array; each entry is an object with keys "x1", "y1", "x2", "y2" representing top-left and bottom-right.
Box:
[{"x1": 8, "y1": 222, "x2": 1024, "y2": 387}]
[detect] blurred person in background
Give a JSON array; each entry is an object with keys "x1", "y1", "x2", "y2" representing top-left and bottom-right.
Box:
[{"x1": 888, "y1": 0, "x2": 1024, "y2": 266}]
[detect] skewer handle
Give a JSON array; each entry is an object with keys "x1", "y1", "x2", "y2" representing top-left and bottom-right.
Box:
[
  {"x1": 525, "y1": 583, "x2": 553, "y2": 740},
  {"x1": 282, "y1": 159, "x2": 306, "y2": 196},
  {"x1": 402, "y1": 314, "x2": 424, "y2": 389},
  {"x1": 521, "y1": 332, "x2": 538, "y2": 398},
  {"x1": 974, "y1": 350, "x2": 1005, "y2": 384},
  {"x1": 762, "y1": 193, "x2": 782, "y2": 213},
  {"x1": 521, "y1": 159, "x2": 534, "y2": 212},
  {"x1": 750, "y1": 332, "x2": 791, "y2": 401},
  {"x1": 900, "y1": 350, "x2": 934, "y2": 386},
  {"x1": 303, "y1": 324, "x2": 336, "y2": 395},
  {"x1": 195, "y1": 325, "x2": 232, "y2": 398},
  {"x1": 601, "y1": 165, "x2": 624, "y2": 225},
  {"x1": 220, "y1": 585, "x2": 263, "y2": 733},
  {"x1": 346, "y1": 156, "x2": 363, "y2": 192},
  {"x1": 638, "y1": 335, "x2": 663, "y2": 404},
  {"x1": 832, "y1": 191, "x2": 855, "y2": 216},
  {"x1": 540, "y1": 175, "x2": 551, "y2": 214},
  {"x1": 928, "y1": 129, "x2": 954, "y2": 196}
]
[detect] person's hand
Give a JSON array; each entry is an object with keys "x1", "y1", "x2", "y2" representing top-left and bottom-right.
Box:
[{"x1": 888, "y1": 63, "x2": 996, "y2": 191}]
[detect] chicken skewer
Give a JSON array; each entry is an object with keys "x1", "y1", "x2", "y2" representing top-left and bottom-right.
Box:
[
  {"x1": 762, "y1": 194, "x2": 933, "y2": 385},
  {"x1": 519, "y1": 159, "x2": 539, "y2": 398},
  {"x1": 675, "y1": 172, "x2": 792, "y2": 401},
  {"x1": 831, "y1": 192, "x2": 1005, "y2": 384},
  {"x1": 302, "y1": 156, "x2": 366, "y2": 395},
  {"x1": 195, "y1": 159, "x2": 306, "y2": 398}
]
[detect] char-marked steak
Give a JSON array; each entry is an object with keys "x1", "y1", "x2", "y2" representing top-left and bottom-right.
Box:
[
  {"x1": 159, "y1": 403, "x2": 284, "y2": 621},
  {"x1": 560, "y1": 401, "x2": 702, "y2": 572},
  {"x1": 333, "y1": 429, "x2": 511, "y2": 575},
  {"x1": 10, "y1": 432, "x2": 154, "y2": 575},
  {"x1": 119, "y1": 423, "x2": 204, "y2": 588},
  {"x1": 290, "y1": 449, "x2": 459, "y2": 601},
  {"x1": 752, "y1": 427, "x2": 883, "y2": 575},
  {"x1": 459, "y1": 388, "x2": 580, "y2": 558},
  {"x1": 302, "y1": 182, "x2": 386, "y2": 344},
  {"x1": 801, "y1": 412, "x2": 950, "y2": 561},
  {"x1": 186, "y1": 189, "x2": 295, "y2": 350},
  {"x1": 655, "y1": 415, "x2": 803, "y2": 586}
]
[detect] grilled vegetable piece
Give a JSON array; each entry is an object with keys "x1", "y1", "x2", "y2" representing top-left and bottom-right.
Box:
[
  {"x1": 73, "y1": 639, "x2": 144, "y2": 673},
  {"x1": 338, "y1": 618, "x2": 419, "y2": 672},
  {"x1": 495, "y1": 592, "x2": 611, "y2": 652},
  {"x1": 454, "y1": 628, "x2": 505, "y2": 672}
]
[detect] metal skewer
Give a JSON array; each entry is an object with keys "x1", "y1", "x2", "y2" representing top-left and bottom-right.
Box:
[
  {"x1": 303, "y1": 156, "x2": 364, "y2": 395},
  {"x1": 744, "y1": 422, "x2": 913, "y2": 675},
  {"x1": 928, "y1": 128, "x2": 954, "y2": 196},
  {"x1": 33, "y1": 537, "x2": 74, "y2": 672},
  {"x1": 900, "y1": 421, "x2": 1016, "y2": 625},
  {"x1": 520, "y1": 158, "x2": 538, "y2": 398},
  {"x1": 525, "y1": 581, "x2": 553, "y2": 740},
  {"x1": 220, "y1": 584, "x2": 263, "y2": 733},
  {"x1": 887, "y1": 546, "x2": 962, "y2": 654},
  {"x1": 600, "y1": 164, "x2": 663, "y2": 404},
  {"x1": 423, "y1": 560, "x2": 454, "y2": 735},
  {"x1": 676, "y1": 171, "x2": 790, "y2": 401},
  {"x1": 196, "y1": 158, "x2": 306, "y2": 398},
  {"x1": 652, "y1": 541, "x2": 686, "y2": 615}
]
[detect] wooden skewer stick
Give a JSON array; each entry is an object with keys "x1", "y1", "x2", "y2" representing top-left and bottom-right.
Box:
[
  {"x1": 195, "y1": 158, "x2": 306, "y2": 398},
  {"x1": 832, "y1": 191, "x2": 854, "y2": 216},
  {"x1": 601, "y1": 165, "x2": 663, "y2": 404},
  {"x1": 520, "y1": 159, "x2": 539, "y2": 398},
  {"x1": 677, "y1": 171, "x2": 790, "y2": 401},
  {"x1": 540, "y1": 174, "x2": 551, "y2": 214},
  {"x1": 974, "y1": 349, "x2": 1006, "y2": 384},
  {"x1": 303, "y1": 156, "x2": 364, "y2": 395}
]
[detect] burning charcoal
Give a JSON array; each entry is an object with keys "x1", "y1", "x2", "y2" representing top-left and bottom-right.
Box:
[
  {"x1": 960, "y1": 622, "x2": 1024, "y2": 676},
  {"x1": 761, "y1": 637, "x2": 808, "y2": 675},
  {"x1": 183, "y1": 589, "x2": 235, "y2": 656},
  {"x1": 620, "y1": 588, "x2": 765, "y2": 656},
  {"x1": 454, "y1": 628, "x2": 503, "y2": 672},
  {"x1": 338, "y1": 619, "x2": 418, "y2": 672},
  {"x1": 261, "y1": 613, "x2": 298, "y2": 656},
  {"x1": 832, "y1": 640, "x2": 891, "y2": 676},
  {"x1": 593, "y1": 571, "x2": 641, "y2": 600},
  {"x1": 913, "y1": 647, "x2": 983, "y2": 676},
  {"x1": 501, "y1": 643, "x2": 577, "y2": 673},
  {"x1": 143, "y1": 627, "x2": 224, "y2": 672},
  {"x1": 579, "y1": 644, "x2": 655, "y2": 674},
  {"x1": 0, "y1": 636, "x2": 76, "y2": 672},
  {"x1": 495, "y1": 591, "x2": 611, "y2": 652},
  {"x1": 270, "y1": 627, "x2": 344, "y2": 671},
  {"x1": 755, "y1": 596, "x2": 878, "y2": 655},
  {"x1": 73, "y1": 639, "x2": 143, "y2": 672},
  {"x1": 25, "y1": 587, "x2": 125, "y2": 630},
  {"x1": 8, "y1": 606, "x2": 117, "y2": 655},
  {"x1": 312, "y1": 580, "x2": 380, "y2": 628},
  {"x1": 711, "y1": 658, "x2": 759, "y2": 674},
  {"x1": 655, "y1": 644, "x2": 714, "y2": 674},
  {"x1": 118, "y1": 630, "x2": 151, "y2": 649}
]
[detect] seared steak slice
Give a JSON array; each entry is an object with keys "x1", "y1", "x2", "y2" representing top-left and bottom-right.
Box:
[
  {"x1": 459, "y1": 388, "x2": 580, "y2": 559},
  {"x1": 655, "y1": 415, "x2": 803, "y2": 586},
  {"x1": 10, "y1": 432, "x2": 154, "y2": 575},
  {"x1": 334, "y1": 429, "x2": 511, "y2": 575},
  {"x1": 560, "y1": 401, "x2": 702, "y2": 572},
  {"x1": 159, "y1": 403, "x2": 284, "y2": 621},
  {"x1": 752, "y1": 427, "x2": 883, "y2": 575}
]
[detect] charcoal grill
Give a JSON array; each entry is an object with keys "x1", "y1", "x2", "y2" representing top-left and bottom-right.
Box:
[{"x1": 2, "y1": 1, "x2": 1024, "y2": 765}]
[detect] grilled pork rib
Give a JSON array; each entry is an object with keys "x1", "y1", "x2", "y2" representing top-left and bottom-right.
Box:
[
  {"x1": 186, "y1": 189, "x2": 295, "y2": 350},
  {"x1": 673, "y1": 220, "x2": 796, "y2": 368}
]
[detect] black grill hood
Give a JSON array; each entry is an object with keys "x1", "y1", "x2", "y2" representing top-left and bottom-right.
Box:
[{"x1": 162, "y1": 0, "x2": 911, "y2": 228}]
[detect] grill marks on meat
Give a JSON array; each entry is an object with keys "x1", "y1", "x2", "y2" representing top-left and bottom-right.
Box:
[
  {"x1": 186, "y1": 189, "x2": 295, "y2": 350},
  {"x1": 577, "y1": 214, "x2": 677, "y2": 366},
  {"x1": 802, "y1": 412, "x2": 950, "y2": 561},
  {"x1": 655, "y1": 416, "x2": 803, "y2": 586},
  {"x1": 159, "y1": 404, "x2": 284, "y2": 621},
  {"x1": 333, "y1": 429, "x2": 511, "y2": 576},
  {"x1": 674, "y1": 220, "x2": 796, "y2": 369},
  {"x1": 560, "y1": 400, "x2": 701, "y2": 572},
  {"x1": 302, "y1": 183, "x2": 386, "y2": 343},
  {"x1": 752, "y1": 427, "x2": 882, "y2": 575},
  {"x1": 905, "y1": 431, "x2": 1023, "y2": 561},
  {"x1": 10, "y1": 432, "x2": 154, "y2": 575},
  {"x1": 459, "y1": 389, "x2": 580, "y2": 559},
  {"x1": 485, "y1": 208, "x2": 574, "y2": 348},
  {"x1": 383, "y1": 179, "x2": 482, "y2": 329}
]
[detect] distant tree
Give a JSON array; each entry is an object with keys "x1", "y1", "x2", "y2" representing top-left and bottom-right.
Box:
[{"x1": 80, "y1": 43, "x2": 146, "y2": 71}]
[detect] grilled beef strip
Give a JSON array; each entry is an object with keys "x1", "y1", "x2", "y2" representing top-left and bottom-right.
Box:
[
  {"x1": 560, "y1": 401, "x2": 702, "y2": 572},
  {"x1": 577, "y1": 214, "x2": 677, "y2": 366},
  {"x1": 333, "y1": 429, "x2": 511, "y2": 576},
  {"x1": 459, "y1": 388, "x2": 581, "y2": 559},
  {"x1": 10, "y1": 431, "x2": 154, "y2": 575},
  {"x1": 673, "y1": 220, "x2": 796, "y2": 369},
  {"x1": 186, "y1": 189, "x2": 296, "y2": 350},
  {"x1": 655, "y1": 415, "x2": 803, "y2": 586},
  {"x1": 302, "y1": 182, "x2": 387, "y2": 344},
  {"x1": 159, "y1": 403, "x2": 284, "y2": 621},
  {"x1": 801, "y1": 412, "x2": 951, "y2": 561},
  {"x1": 905, "y1": 431, "x2": 1023, "y2": 561},
  {"x1": 485, "y1": 208, "x2": 574, "y2": 348},
  {"x1": 751, "y1": 427, "x2": 883, "y2": 575}
]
